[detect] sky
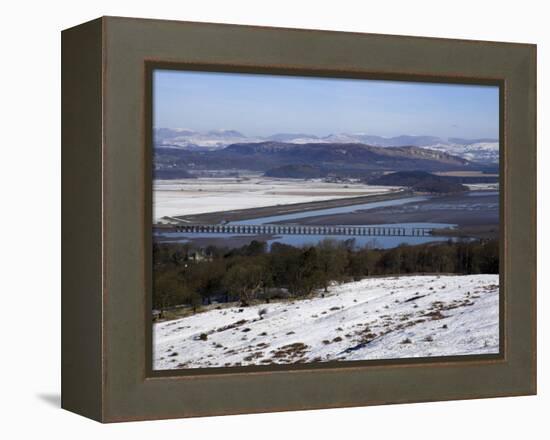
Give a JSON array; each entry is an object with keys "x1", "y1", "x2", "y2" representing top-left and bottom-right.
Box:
[{"x1": 153, "y1": 69, "x2": 499, "y2": 139}]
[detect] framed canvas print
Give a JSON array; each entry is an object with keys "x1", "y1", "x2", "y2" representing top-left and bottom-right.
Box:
[{"x1": 62, "y1": 16, "x2": 536, "y2": 422}]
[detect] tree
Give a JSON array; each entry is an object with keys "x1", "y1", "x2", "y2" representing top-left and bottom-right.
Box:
[
  {"x1": 185, "y1": 290, "x2": 202, "y2": 313},
  {"x1": 287, "y1": 247, "x2": 323, "y2": 296},
  {"x1": 153, "y1": 270, "x2": 179, "y2": 311},
  {"x1": 153, "y1": 266, "x2": 203, "y2": 313},
  {"x1": 378, "y1": 248, "x2": 401, "y2": 274},
  {"x1": 479, "y1": 239, "x2": 499, "y2": 274},
  {"x1": 185, "y1": 259, "x2": 226, "y2": 303},
  {"x1": 222, "y1": 263, "x2": 264, "y2": 305},
  {"x1": 244, "y1": 240, "x2": 267, "y2": 257},
  {"x1": 317, "y1": 239, "x2": 348, "y2": 291}
]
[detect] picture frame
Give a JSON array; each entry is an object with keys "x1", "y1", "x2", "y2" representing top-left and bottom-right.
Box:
[{"x1": 61, "y1": 16, "x2": 536, "y2": 422}]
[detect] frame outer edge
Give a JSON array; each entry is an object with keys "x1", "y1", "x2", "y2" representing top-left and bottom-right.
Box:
[
  {"x1": 61, "y1": 17, "x2": 104, "y2": 422},
  {"x1": 98, "y1": 16, "x2": 537, "y2": 422},
  {"x1": 530, "y1": 43, "x2": 537, "y2": 395}
]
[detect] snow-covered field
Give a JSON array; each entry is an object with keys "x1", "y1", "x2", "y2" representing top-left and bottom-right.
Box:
[
  {"x1": 153, "y1": 274, "x2": 499, "y2": 370},
  {"x1": 153, "y1": 176, "x2": 397, "y2": 221},
  {"x1": 465, "y1": 183, "x2": 499, "y2": 191}
]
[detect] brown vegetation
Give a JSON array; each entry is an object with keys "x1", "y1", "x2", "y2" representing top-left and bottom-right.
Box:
[{"x1": 152, "y1": 237, "x2": 498, "y2": 313}]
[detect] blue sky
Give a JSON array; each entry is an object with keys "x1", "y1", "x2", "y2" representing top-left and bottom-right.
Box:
[{"x1": 153, "y1": 69, "x2": 499, "y2": 139}]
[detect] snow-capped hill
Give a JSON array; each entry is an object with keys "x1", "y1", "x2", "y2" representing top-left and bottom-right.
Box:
[
  {"x1": 323, "y1": 133, "x2": 367, "y2": 144},
  {"x1": 155, "y1": 128, "x2": 262, "y2": 150},
  {"x1": 462, "y1": 142, "x2": 500, "y2": 163},
  {"x1": 268, "y1": 133, "x2": 321, "y2": 142},
  {"x1": 464, "y1": 142, "x2": 500, "y2": 152},
  {"x1": 154, "y1": 274, "x2": 499, "y2": 370},
  {"x1": 154, "y1": 128, "x2": 196, "y2": 141},
  {"x1": 206, "y1": 129, "x2": 246, "y2": 138},
  {"x1": 427, "y1": 142, "x2": 499, "y2": 164}
]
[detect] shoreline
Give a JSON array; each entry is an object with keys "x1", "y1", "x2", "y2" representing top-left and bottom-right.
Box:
[
  {"x1": 157, "y1": 189, "x2": 412, "y2": 226},
  {"x1": 154, "y1": 189, "x2": 499, "y2": 242}
]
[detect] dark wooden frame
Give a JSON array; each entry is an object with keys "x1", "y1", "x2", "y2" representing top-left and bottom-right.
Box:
[{"x1": 62, "y1": 16, "x2": 536, "y2": 422}]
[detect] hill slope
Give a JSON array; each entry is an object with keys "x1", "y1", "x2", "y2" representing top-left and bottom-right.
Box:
[
  {"x1": 153, "y1": 274, "x2": 499, "y2": 369},
  {"x1": 369, "y1": 171, "x2": 469, "y2": 193}
]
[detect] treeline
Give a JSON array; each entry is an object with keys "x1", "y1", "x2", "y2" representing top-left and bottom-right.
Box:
[{"x1": 153, "y1": 238, "x2": 499, "y2": 311}]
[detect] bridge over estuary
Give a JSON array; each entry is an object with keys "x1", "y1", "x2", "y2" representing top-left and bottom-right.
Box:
[{"x1": 172, "y1": 224, "x2": 434, "y2": 237}]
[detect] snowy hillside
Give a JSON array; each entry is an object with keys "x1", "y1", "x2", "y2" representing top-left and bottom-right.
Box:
[{"x1": 154, "y1": 274, "x2": 499, "y2": 370}]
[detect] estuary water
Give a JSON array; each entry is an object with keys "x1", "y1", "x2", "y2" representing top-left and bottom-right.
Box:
[
  {"x1": 152, "y1": 191, "x2": 499, "y2": 249},
  {"x1": 229, "y1": 196, "x2": 430, "y2": 225}
]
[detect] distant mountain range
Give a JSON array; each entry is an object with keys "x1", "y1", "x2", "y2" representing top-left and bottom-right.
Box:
[
  {"x1": 154, "y1": 139, "x2": 500, "y2": 180},
  {"x1": 154, "y1": 128, "x2": 499, "y2": 164}
]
